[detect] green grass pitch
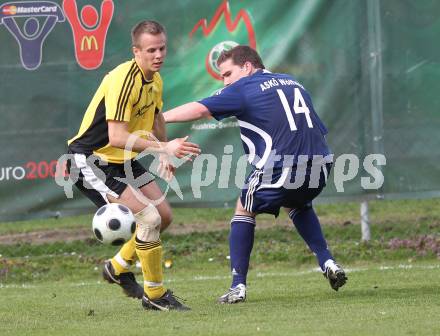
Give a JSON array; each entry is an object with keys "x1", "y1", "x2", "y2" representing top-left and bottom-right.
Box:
[
  {"x1": 0, "y1": 199, "x2": 439, "y2": 335},
  {"x1": 1, "y1": 262, "x2": 439, "y2": 336}
]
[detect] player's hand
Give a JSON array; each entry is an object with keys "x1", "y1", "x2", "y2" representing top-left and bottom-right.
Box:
[
  {"x1": 165, "y1": 136, "x2": 201, "y2": 160},
  {"x1": 157, "y1": 153, "x2": 176, "y2": 181}
]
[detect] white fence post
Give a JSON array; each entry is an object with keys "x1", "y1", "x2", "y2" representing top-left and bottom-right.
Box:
[{"x1": 361, "y1": 201, "x2": 371, "y2": 241}]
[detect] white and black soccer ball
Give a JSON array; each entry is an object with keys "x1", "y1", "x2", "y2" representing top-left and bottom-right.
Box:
[{"x1": 92, "y1": 203, "x2": 136, "y2": 245}]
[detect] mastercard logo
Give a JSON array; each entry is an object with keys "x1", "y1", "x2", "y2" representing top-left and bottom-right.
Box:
[{"x1": 2, "y1": 5, "x2": 17, "y2": 15}]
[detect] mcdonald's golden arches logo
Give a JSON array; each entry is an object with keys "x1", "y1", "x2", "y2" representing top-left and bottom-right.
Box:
[{"x1": 80, "y1": 35, "x2": 98, "y2": 51}]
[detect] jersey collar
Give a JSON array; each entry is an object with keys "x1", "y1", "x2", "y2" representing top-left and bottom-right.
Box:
[{"x1": 133, "y1": 59, "x2": 154, "y2": 84}]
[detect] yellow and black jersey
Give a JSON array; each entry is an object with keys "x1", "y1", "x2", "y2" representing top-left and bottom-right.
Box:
[{"x1": 68, "y1": 59, "x2": 163, "y2": 164}]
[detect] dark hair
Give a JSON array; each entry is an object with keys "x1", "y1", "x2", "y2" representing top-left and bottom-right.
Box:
[
  {"x1": 131, "y1": 20, "x2": 166, "y2": 47},
  {"x1": 217, "y1": 45, "x2": 265, "y2": 69}
]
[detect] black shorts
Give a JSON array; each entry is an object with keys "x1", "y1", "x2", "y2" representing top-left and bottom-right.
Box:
[{"x1": 66, "y1": 152, "x2": 155, "y2": 208}]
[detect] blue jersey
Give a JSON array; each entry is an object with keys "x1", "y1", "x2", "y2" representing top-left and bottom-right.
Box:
[{"x1": 199, "y1": 70, "x2": 331, "y2": 169}]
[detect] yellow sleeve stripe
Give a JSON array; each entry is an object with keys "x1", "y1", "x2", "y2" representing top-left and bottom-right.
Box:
[
  {"x1": 115, "y1": 62, "x2": 136, "y2": 120},
  {"x1": 120, "y1": 68, "x2": 140, "y2": 121},
  {"x1": 115, "y1": 63, "x2": 139, "y2": 121}
]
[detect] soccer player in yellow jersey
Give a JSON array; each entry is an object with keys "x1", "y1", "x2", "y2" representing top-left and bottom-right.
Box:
[{"x1": 67, "y1": 20, "x2": 200, "y2": 311}]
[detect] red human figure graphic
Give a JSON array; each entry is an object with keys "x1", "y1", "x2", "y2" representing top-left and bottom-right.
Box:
[{"x1": 63, "y1": 0, "x2": 114, "y2": 70}]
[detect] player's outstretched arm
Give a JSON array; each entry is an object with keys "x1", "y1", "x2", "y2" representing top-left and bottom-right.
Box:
[
  {"x1": 108, "y1": 120, "x2": 200, "y2": 159},
  {"x1": 163, "y1": 102, "x2": 211, "y2": 123}
]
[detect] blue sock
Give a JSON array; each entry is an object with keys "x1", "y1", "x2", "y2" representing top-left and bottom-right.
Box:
[
  {"x1": 229, "y1": 215, "x2": 256, "y2": 287},
  {"x1": 289, "y1": 206, "x2": 333, "y2": 271}
]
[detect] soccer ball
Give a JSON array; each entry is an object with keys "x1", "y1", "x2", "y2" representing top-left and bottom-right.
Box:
[{"x1": 92, "y1": 203, "x2": 136, "y2": 245}]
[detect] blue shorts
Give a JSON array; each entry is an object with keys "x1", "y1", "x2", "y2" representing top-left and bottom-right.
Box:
[{"x1": 240, "y1": 162, "x2": 332, "y2": 217}]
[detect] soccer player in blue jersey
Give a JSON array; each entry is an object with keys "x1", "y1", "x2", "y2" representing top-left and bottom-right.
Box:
[{"x1": 164, "y1": 45, "x2": 347, "y2": 303}]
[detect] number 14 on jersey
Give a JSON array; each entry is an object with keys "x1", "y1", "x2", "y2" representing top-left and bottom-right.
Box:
[{"x1": 277, "y1": 88, "x2": 313, "y2": 131}]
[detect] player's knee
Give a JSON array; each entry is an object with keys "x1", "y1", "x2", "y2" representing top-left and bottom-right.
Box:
[
  {"x1": 301, "y1": 202, "x2": 312, "y2": 211},
  {"x1": 295, "y1": 202, "x2": 313, "y2": 215},
  {"x1": 159, "y1": 210, "x2": 172, "y2": 232},
  {"x1": 289, "y1": 202, "x2": 313, "y2": 221},
  {"x1": 134, "y1": 204, "x2": 161, "y2": 242}
]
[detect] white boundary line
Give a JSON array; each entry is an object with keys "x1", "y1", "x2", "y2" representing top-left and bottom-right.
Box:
[{"x1": 0, "y1": 263, "x2": 439, "y2": 290}]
